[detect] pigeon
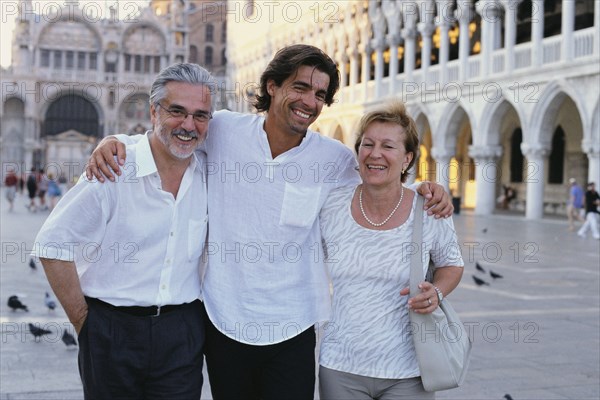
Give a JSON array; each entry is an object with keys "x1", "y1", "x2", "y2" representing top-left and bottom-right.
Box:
[
  {"x1": 472, "y1": 275, "x2": 490, "y2": 286},
  {"x1": 490, "y1": 270, "x2": 504, "y2": 280},
  {"x1": 28, "y1": 258, "x2": 37, "y2": 271},
  {"x1": 28, "y1": 323, "x2": 52, "y2": 341},
  {"x1": 7, "y1": 295, "x2": 29, "y2": 312},
  {"x1": 504, "y1": 395, "x2": 514, "y2": 400},
  {"x1": 61, "y1": 330, "x2": 77, "y2": 348},
  {"x1": 475, "y1": 261, "x2": 485, "y2": 273},
  {"x1": 44, "y1": 292, "x2": 57, "y2": 311},
  {"x1": 482, "y1": 228, "x2": 488, "y2": 233}
]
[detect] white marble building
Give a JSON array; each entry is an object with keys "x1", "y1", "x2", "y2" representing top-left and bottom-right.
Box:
[
  {"x1": 0, "y1": 0, "x2": 227, "y2": 182},
  {"x1": 226, "y1": 0, "x2": 599, "y2": 219}
]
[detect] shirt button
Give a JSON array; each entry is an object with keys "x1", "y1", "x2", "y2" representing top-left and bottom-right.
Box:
[
  {"x1": 161, "y1": 285, "x2": 166, "y2": 290},
  {"x1": 170, "y1": 232, "x2": 174, "y2": 237},
  {"x1": 166, "y1": 259, "x2": 171, "y2": 264}
]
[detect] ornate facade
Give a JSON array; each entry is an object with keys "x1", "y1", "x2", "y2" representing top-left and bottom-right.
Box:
[
  {"x1": 0, "y1": 0, "x2": 227, "y2": 181},
  {"x1": 226, "y1": 0, "x2": 599, "y2": 219}
]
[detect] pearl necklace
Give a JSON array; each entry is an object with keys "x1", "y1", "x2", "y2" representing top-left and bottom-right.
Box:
[{"x1": 359, "y1": 185, "x2": 404, "y2": 227}]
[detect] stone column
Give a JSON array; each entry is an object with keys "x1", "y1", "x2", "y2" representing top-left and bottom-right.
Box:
[
  {"x1": 584, "y1": 148, "x2": 600, "y2": 188},
  {"x1": 431, "y1": 147, "x2": 454, "y2": 194},
  {"x1": 387, "y1": 34, "x2": 401, "y2": 93},
  {"x1": 595, "y1": 0, "x2": 600, "y2": 56},
  {"x1": 402, "y1": 27, "x2": 417, "y2": 83},
  {"x1": 531, "y1": 0, "x2": 544, "y2": 68},
  {"x1": 371, "y1": 38, "x2": 385, "y2": 98},
  {"x1": 476, "y1": 0, "x2": 502, "y2": 77},
  {"x1": 521, "y1": 143, "x2": 550, "y2": 219},
  {"x1": 468, "y1": 145, "x2": 503, "y2": 215},
  {"x1": 456, "y1": 0, "x2": 473, "y2": 81},
  {"x1": 436, "y1": 17, "x2": 451, "y2": 83},
  {"x1": 348, "y1": 49, "x2": 359, "y2": 102},
  {"x1": 337, "y1": 52, "x2": 348, "y2": 103},
  {"x1": 561, "y1": 0, "x2": 575, "y2": 61},
  {"x1": 417, "y1": 22, "x2": 435, "y2": 83},
  {"x1": 502, "y1": 0, "x2": 521, "y2": 73},
  {"x1": 361, "y1": 45, "x2": 372, "y2": 101}
]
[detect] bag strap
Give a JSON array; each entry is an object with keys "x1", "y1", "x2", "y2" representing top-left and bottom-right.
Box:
[{"x1": 409, "y1": 195, "x2": 425, "y2": 299}]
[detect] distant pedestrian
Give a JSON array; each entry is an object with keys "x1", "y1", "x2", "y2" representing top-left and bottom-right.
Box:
[
  {"x1": 46, "y1": 174, "x2": 62, "y2": 211},
  {"x1": 25, "y1": 168, "x2": 37, "y2": 212},
  {"x1": 577, "y1": 182, "x2": 600, "y2": 240},
  {"x1": 4, "y1": 168, "x2": 18, "y2": 212},
  {"x1": 567, "y1": 178, "x2": 585, "y2": 231},
  {"x1": 18, "y1": 174, "x2": 25, "y2": 194},
  {"x1": 37, "y1": 169, "x2": 48, "y2": 211}
]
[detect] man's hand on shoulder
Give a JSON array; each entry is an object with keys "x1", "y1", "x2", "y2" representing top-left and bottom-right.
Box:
[
  {"x1": 415, "y1": 181, "x2": 454, "y2": 218},
  {"x1": 86, "y1": 136, "x2": 127, "y2": 182}
]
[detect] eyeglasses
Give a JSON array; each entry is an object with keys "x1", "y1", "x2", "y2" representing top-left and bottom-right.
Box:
[{"x1": 156, "y1": 102, "x2": 212, "y2": 123}]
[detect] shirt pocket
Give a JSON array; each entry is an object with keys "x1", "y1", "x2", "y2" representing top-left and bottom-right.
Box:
[
  {"x1": 188, "y1": 216, "x2": 208, "y2": 261},
  {"x1": 279, "y1": 183, "x2": 322, "y2": 228}
]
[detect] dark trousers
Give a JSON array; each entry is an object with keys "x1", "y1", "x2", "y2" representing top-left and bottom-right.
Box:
[
  {"x1": 78, "y1": 298, "x2": 205, "y2": 400},
  {"x1": 202, "y1": 305, "x2": 316, "y2": 400}
]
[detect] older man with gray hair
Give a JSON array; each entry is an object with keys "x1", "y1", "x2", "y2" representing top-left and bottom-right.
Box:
[{"x1": 33, "y1": 63, "x2": 214, "y2": 399}]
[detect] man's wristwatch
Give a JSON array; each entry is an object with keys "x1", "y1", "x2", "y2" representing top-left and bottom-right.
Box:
[{"x1": 433, "y1": 286, "x2": 444, "y2": 303}]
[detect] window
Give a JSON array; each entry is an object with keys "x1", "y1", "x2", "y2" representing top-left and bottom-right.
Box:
[
  {"x1": 125, "y1": 54, "x2": 131, "y2": 71},
  {"x1": 222, "y1": 22, "x2": 227, "y2": 43},
  {"x1": 66, "y1": 51, "x2": 74, "y2": 69},
  {"x1": 77, "y1": 52, "x2": 86, "y2": 70},
  {"x1": 206, "y1": 24, "x2": 214, "y2": 42},
  {"x1": 222, "y1": 48, "x2": 227, "y2": 66},
  {"x1": 134, "y1": 55, "x2": 142, "y2": 72},
  {"x1": 41, "y1": 49, "x2": 50, "y2": 67},
  {"x1": 154, "y1": 56, "x2": 161, "y2": 73},
  {"x1": 53, "y1": 50, "x2": 62, "y2": 68},
  {"x1": 89, "y1": 53, "x2": 97, "y2": 70},
  {"x1": 205, "y1": 46, "x2": 213, "y2": 66},
  {"x1": 144, "y1": 55, "x2": 151, "y2": 73}
]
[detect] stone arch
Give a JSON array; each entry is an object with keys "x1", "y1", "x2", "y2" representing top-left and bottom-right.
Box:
[
  {"x1": 35, "y1": 16, "x2": 102, "y2": 52},
  {"x1": 413, "y1": 111, "x2": 435, "y2": 183},
  {"x1": 1, "y1": 97, "x2": 26, "y2": 167},
  {"x1": 118, "y1": 93, "x2": 151, "y2": 135},
  {"x1": 478, "y1": 97, "x2": 526, "y2": 146},
  {"x1": 42, "y1": 94, "x2": 102, "y2": 138},
  {"x1": 435, "y1": 102, "x2": 476, "y2": 206},
  {"x1": 528, "y1": 81, "x2": 586, "y2": 146}
]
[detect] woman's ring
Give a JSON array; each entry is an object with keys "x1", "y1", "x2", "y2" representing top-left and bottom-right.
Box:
[{"x1": 427, "y1": 298, "x2": 432, "y2": 306}]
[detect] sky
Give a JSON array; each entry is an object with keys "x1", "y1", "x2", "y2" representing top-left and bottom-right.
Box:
[{"x1": 1, "y1": 0, "x2": 150, "y2": 68}]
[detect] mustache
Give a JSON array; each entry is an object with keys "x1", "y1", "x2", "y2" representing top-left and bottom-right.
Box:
[{"x1": 172, "y1": 128, "x2": 199, "y2": 139}]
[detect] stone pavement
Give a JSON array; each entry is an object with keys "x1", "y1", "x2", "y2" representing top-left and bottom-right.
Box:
[{"x1": 1, "y1": 191, "x2": 599, "y2": 400}]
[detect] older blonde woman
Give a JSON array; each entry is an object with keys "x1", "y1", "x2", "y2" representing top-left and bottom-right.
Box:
[{"x1": 319, "y1": 101, "x2": 464, "y2": 399}]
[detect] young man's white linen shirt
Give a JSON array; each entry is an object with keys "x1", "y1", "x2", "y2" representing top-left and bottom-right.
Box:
[
  {"x1": 113, "y1": 110, "x2": 360, "y2": 344},
  {"x1": 32, "y1": 133, "x2": 208, "y2": 307}
]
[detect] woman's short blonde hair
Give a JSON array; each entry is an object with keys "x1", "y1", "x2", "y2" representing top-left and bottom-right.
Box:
[{"x1": 354, "y1": 101, "x2": 419, "y2": 183}]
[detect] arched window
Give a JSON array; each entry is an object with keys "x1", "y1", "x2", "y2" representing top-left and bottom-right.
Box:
[
  {"x1": 205, "y1": 46, "x2": 213, "y2": 66},
  {"x1": 548, "y1": 126, "x2": 565, "y2": 184},
  {"x1": 206, "y1": 24, "x2": 214, "y2": 42},
  {"x1": 510, "y1": 128, "x2": 524, "y2": 182},
  {"x1": 43, "y1": 95, "x2": 99, "y2": 137}
]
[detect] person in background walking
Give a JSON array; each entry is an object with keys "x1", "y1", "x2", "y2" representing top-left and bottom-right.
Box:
[
  {"x1": 4, "y1": 167, "x2": 18, "y2": 212},
  {"x1": 577, "y1": 182, "x2": 600, "y2": 240},
  {"x1": 37, "y1": 168, "x2": 49, "y2": 211},
  {"x1": 567, "y1": 178, "x2": 585, "y2": 231},
  {"x1": 46, "y1": 173, "x2": 62, "y2": 211},
  {"x1": 26, "y1": 168, "x2": 37, "y2": 212}
]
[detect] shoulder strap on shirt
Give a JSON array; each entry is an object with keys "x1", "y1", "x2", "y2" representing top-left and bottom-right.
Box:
[{"x1": 409, "y1": 195, "x2": 425, "y2": 299}]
